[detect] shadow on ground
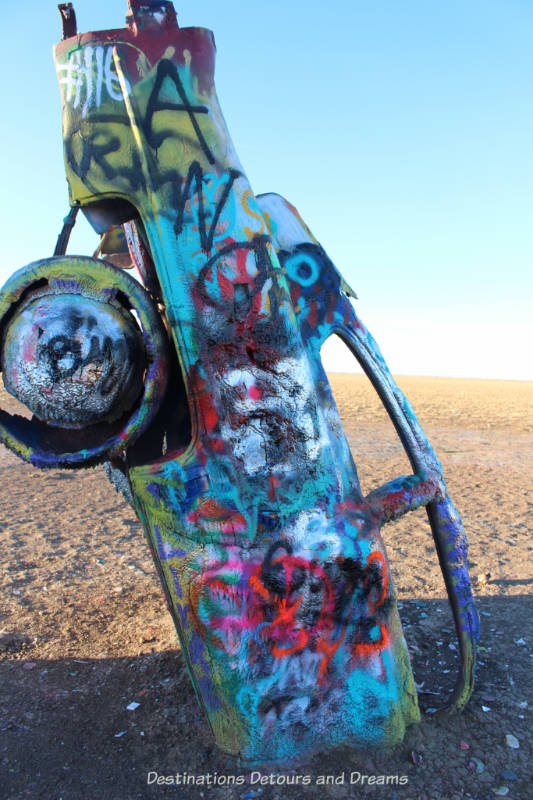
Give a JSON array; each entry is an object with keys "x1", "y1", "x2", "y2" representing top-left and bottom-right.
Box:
[{"x1": 1, "y1": 596, "x2": 531, "y2": 800}]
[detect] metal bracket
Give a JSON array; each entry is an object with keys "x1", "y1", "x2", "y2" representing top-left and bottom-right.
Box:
[
  {"x1": 54, "y1": 205, "x2": 79, "y2": 256},
  {"x1": 58, "y1": 3, "x2": 77, "y2": 40}
]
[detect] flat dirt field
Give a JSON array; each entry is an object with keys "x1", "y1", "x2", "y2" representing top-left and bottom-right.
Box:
[{"x1": 1, "y1": 375, "x2": 532, "y2": 800}]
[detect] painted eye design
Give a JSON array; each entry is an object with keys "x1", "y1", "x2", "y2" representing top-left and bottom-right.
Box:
[
  {"x1": 279, "y1": 243, "x2": 340, "y2": 296},
  {"x1": 283, "y1": 252, "x2": 320, "y2": 287}
]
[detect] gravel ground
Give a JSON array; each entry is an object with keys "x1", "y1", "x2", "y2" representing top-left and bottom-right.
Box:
[{"x1": 1, "y1": 376, "x2": 532, "y2": 800}]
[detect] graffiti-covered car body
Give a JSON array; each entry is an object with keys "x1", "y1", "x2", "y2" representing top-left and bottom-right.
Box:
[{"x1": 0, "y1": 0, "x2": 478, "y2": 765}]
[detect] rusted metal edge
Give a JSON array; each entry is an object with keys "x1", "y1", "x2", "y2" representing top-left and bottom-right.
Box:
[{"x1": 58, "y1": 3, "x2": 77, "y2": 40}]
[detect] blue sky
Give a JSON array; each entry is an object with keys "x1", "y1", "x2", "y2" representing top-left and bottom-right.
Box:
[{"x1": 0, "y1": 0, "x2": 531, "y2": 379}]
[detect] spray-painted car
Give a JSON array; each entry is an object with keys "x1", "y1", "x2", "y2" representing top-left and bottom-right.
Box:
[{"x1": 0, "y1": 0, "x2": 478, "y2": 765}]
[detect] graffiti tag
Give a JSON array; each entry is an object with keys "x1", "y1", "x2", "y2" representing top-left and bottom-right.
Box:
[{"x1": 56, "y1": 45, "x2": 131, "y2": 117}]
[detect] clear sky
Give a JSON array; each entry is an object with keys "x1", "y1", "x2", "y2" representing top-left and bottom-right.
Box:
[{"x1": 0, "y1": 0, "x2": 531, "y2": 379}]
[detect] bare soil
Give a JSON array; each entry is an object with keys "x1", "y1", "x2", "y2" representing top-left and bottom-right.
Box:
[{"x1": 1, "y1": 375, "x2": 532, "y2": 800}]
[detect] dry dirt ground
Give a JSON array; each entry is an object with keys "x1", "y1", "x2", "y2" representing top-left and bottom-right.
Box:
[{"x1": 0, "y1": 375, "x2": 532, "y2": 800}]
